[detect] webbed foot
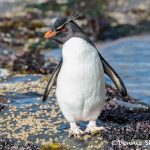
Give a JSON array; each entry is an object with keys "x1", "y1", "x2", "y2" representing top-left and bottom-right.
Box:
[
  {"x1": 69, "y1": 122, "x2": 84, "y2": 136},
  {"x1": 85, "y1": 121, "x2": 104, "y2": 134}
]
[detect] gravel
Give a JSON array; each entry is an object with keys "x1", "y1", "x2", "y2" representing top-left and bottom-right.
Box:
[{"x1": 0, "y1": 75, "x2": 149, "y2": 149}]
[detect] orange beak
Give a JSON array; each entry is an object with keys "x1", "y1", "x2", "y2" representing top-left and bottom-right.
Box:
[{"x1": 44, "y1": 30, "x2": 57, "y2": 39}]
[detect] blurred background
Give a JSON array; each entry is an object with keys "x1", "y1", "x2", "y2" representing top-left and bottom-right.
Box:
[
  {"x1": 0, "y1": 0, "x2": 150, "y2": 103},
  {"x1": 0, "y1": 1, "x2": 150, "y2": 148}
]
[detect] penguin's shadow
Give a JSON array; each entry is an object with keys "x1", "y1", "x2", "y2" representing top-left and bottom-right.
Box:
[{"x1": 59, "y1": 121, "x2": 89, "y2": 131}]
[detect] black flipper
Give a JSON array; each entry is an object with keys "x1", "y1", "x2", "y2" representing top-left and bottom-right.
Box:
[
  {"x1": 84, "y1": 38, "x2": 127, "y2": 96},
  {"x1": 98, "y1": 52, "x2": 127, "y2": 97},
  {"x1": 42, "y1": 60, "x2": 62, "y2": 102}
]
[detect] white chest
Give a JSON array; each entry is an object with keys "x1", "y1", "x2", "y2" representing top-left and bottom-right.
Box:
[
  {"x1": 56, "y1": 37, "x2": 105, "y2": 122},
  {"x1": 61, "y1": 37, "x2": 103, "y2": 73},
  {"x1": 62, "y1": 37, "x2": 96, "y2": 63}
]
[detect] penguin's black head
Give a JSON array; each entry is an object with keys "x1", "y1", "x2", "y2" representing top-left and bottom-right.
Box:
[{"x1": 44, "y1": 13, "x2": 85, "y2": 44}]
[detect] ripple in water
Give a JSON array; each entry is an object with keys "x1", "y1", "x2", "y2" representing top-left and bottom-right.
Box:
[{"x1": 100, "y1": 35, "x2": 150, "y2": 104}]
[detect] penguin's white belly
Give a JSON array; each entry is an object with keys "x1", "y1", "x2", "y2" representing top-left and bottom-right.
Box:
[{"x1": 56, "y1": 37, "x2": 105, "y2": 122}]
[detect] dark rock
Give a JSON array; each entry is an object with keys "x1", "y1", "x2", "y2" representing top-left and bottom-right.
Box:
[
  {"x1": 13, "y1": 50, "x2": 56, "y2": 74},
  {"x1": 0, "y1": 138, "x2": 38, "y2": 150},
  {"x1": 0, "y1": 104, "x2": 5, "y2": 111}
]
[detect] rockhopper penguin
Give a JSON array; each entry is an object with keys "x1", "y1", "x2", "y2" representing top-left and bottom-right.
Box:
[{"x1": 43, "y1": 13, "x2": 127, "y2": 135}]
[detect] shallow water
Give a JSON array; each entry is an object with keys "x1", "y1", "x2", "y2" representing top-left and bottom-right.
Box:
[
  {"x1": 0, "y1": 74, "x2": 43, "y2": 108},
  {"x1": 44, "y1": 35, "x2": 150, "y2": 105},
  {"x1": 100, "y1": 35, "x2": 150, "y2": 104},
  {"x1": 1, "y1": 74, "x2": 41, "y2": 84}
]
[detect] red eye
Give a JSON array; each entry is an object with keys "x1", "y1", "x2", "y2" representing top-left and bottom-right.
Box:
[{"x1": 61, "y1": 27, "x2": 67, "y2": 32}]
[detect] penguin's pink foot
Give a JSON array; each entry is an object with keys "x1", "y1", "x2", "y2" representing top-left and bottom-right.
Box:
[
  {"x1": 69, "y1": 122, "x2": 84, "y2": 136},
  {"x1": 85, "y1": 121, "x2": 104, "y2": 134}
]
